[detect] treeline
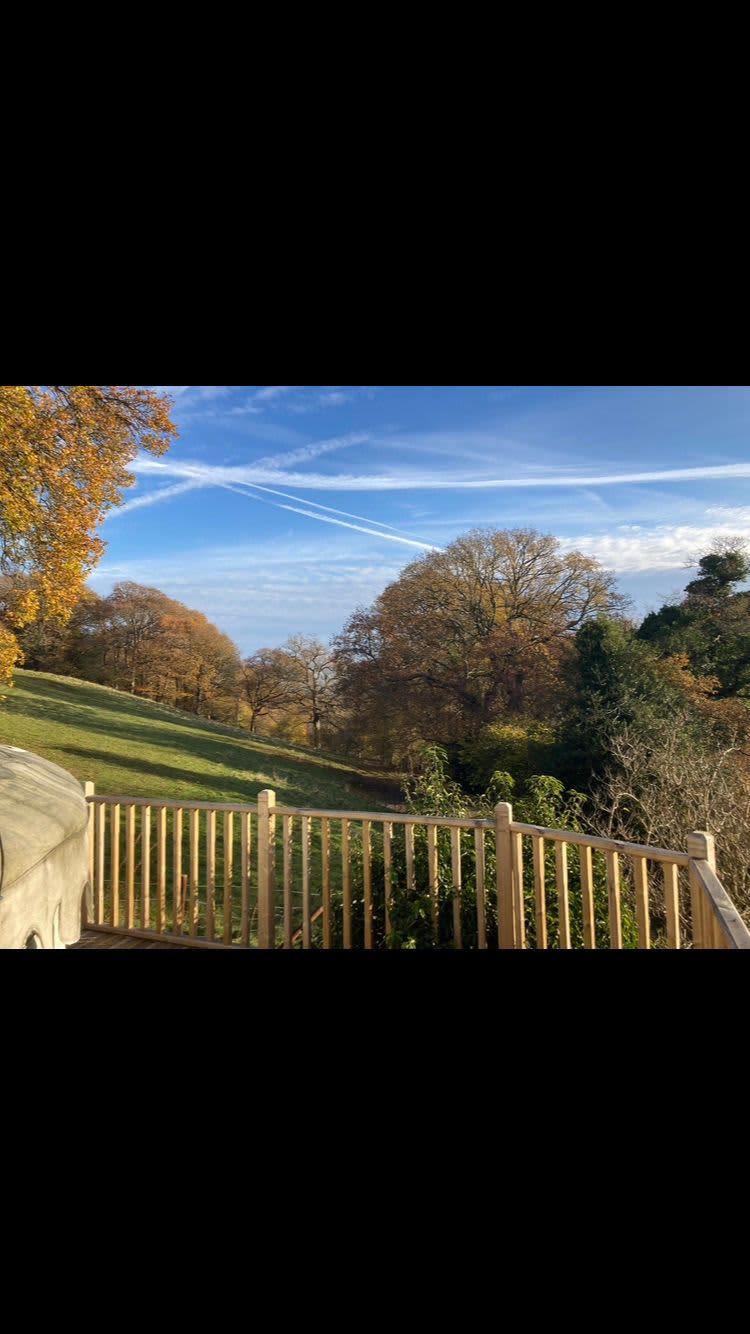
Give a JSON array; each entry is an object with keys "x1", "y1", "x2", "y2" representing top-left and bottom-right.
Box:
[{"x1": 0, "y1": 575, "x2": 337, "y2": 747}]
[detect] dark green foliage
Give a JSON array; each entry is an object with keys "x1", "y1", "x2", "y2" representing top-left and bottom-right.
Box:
[
  {"x1": 325, "y1": 745, "x2": 638, "y2": 949},
  {"x1": 636, "y1": 542, "x2": 750, "y2": 696},
  {"x1": 557, "y1": 617, "x2": 682, "y2": 791},
  {"x1": 687, "y1": 549, "x2": 750, "y2": 598},
  {"x1": 456, "y1": 720, "x2": 558, "y2": 795}
]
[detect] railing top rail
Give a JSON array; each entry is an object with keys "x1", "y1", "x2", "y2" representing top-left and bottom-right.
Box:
[
  {"x1": 86, "y1": 794, "x2": 690, "y2": 860},
  {"x1": 273, "y1": 805, "x2": 489, "y2": 828},
  {"x1": 691, "y1": 858, "x2": 750, "y2": 949},
  {"x1": 87, "y1": 794, "x2": 258, "y2": 814},
  {"x1": 509, "y1": 821, "x2": 690, "y2": 866}
]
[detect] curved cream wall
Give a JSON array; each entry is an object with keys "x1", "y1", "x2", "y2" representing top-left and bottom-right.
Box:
[{"x1": 0, "y1": 746, "x2": 88, "y2": 949}]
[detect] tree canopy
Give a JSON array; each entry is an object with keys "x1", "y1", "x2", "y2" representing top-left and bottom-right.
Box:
[
  {"x1": 637, "y1": 539, "x2": 750, "y2": 696},
  {"x1": 0, "y1": 385, "x2": 177, "y2": 686},
  {"x1": 334, "y1": 528, "x2": 622, "y2": 760}
]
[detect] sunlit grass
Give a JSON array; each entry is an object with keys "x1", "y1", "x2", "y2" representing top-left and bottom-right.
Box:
[{"x1": 0, "y1": 669, "x2": 401, "y2": 812}]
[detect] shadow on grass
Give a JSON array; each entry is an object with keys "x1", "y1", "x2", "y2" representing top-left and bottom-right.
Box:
[
  {"x1": 60, "y1": 742, "x2": 399, "y2": 811},
  {"x1": 12, "y1": 679, "x2": 369, "y2": 780}
]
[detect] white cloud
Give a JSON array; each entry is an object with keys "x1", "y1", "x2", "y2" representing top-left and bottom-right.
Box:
[
  {"x1": 254, "y1": 385, "x2": 296, "y2": 402},
  {"x1": 705, "y1": 505, "x2": 750, "y2": 524},
  {"x1": 558, "y1": 520, "x2": 750, "y2": 573}
]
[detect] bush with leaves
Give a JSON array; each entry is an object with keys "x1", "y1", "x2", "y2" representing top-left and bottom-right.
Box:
[{"x1": 323, "y1": 745, "x2": 638, "y2": 948}]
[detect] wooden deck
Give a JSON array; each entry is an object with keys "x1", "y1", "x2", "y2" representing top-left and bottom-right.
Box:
[{"x1": 71, "y1": 930, "x2": 193, "y2": 949}]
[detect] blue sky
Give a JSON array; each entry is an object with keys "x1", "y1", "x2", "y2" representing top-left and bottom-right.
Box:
[{"x1": 91, "y1": 385, "x2": 750, "y2": 654}]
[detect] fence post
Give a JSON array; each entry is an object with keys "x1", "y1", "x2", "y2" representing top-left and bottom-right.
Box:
[
  {"x1": 686, "y1": 830, "x2": 716, "y2": 949},
  {"x1": 257, "y1": 789, "x2": 276, "y2": 949},
  {"x1": 495, "y1": 802, "x2": 516, "y2": 948},
  {"x1": 83, "y1": 782, "x2": 95, "y2": 926}
]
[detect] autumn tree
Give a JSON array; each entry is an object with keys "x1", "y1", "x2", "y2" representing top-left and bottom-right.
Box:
[
  {"x1": 17, "y1": 579, "x2": 244, "y2": 722},
  {"x1": 0, "y1": 385, "x2": 177, "y2": 687},
  {"x1": 334, "y1": 529, "x2": 621, "y2": 763},
  {"x1": 240, "y1": 649, "x2": 296, "y2": 732},
  {"x1": 98, "y1": 582, "x2": 175, "y2": 695},
  {"x1": 281, "y1": 635, "x2": 337, "y2": 749},
  {"x1": 175, "y1": 608, "x2": 241, "y2": 719}
]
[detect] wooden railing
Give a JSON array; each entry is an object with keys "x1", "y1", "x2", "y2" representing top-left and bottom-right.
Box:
[{"x1": 82, "y1": 786, "x2": 750, "y2": 949}]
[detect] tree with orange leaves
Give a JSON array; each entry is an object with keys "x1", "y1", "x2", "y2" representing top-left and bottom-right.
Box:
[{"x1": 0, "y1": 386, "x2": 177, "y2": 688}]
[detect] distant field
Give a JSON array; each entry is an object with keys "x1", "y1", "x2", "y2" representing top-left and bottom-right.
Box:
[{"x1": 0, "y1": 670, "x2": 402, "y2": 812}]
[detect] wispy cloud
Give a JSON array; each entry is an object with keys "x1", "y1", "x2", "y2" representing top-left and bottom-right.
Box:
[
  {"x1": 252, "y1": 431, "x2": 369, "y2": 470},
  {"x1": 254, "y1": 385, "x2": 296, "y2": 402}
]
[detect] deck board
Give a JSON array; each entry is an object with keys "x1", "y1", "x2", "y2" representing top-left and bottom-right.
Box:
[{"x1": 71, "y1": 930, "x2": 192, "y2": 949}]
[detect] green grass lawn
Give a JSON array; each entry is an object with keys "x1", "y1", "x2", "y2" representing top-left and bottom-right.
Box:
[
  {"x1": 0, "y1": 670, "x2": 407, "y2": 946},
  {"x1": 0, "y1": 669, "x2": 402, "y2": 812}
]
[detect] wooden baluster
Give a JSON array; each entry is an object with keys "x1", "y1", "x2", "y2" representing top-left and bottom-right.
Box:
[
  {"x1": 342, "y1": 818, "x2": 352, "y2": 949},
  {"x1": 450, "y1": 826, "x2": 462, "y2": 948},
  {"x1": 141, "y1": 805, "x2": 151, "y2": 929},
  {"x1": 189, "y1": 807, "x2": 200, "y2": 936},
  {"x1": 95, "y1": 801, "x2": 105, "y2": 924},
  {"x1": 240, "y1": 812, "x2": 251, "y2": 947},
  {"x1": 173, "y1": 808, "x2": 183, "y2": 933},
  {"x1": 633, "y1": 856, "x2": 650, "y2": 948},
  {"x1": 301, "y1": 815, "x2": 311, "y2": 948},
  {"x1": 580, "y1": 844, "x2": 596, "y2": 949},
  {"x1": 405, "y1": 822, "x2": 415, "y2": 894},
  {"x1": 383, "y1": 821, "x2": 393, "y2": 940},
  {"x1": 606, "y1": 850, "x2": 622, "y2": 949},
  {"x1": 110, "y1": 804, "x2": 120, "y2": 927},
  {"x1": 532, "y1": 835, "x2": 547, "y2": 950},
  {"x1": 156, "y1": 807, "x2": 167, "y2": 934},
  {"x1": 662, "y1": 861, "x2": 680, "y2": 949},
  {"x1": 475, "y1": 827, "x2": 486, "y2": 950},
  {"x1": 511, "y1": 830, "x2": 526, "y2": 949},
  {"x1": 125, "y1": 804, "x2": 136, "y2": 929},
  {"x1": 321, "y1": 817, "x2": 331, "y2": 949},
  {"x1": 556, "y1": 841, "x2": 571, "y2": 949},
  {"x1": 206, "y1": 809, "x2": 216, "y2": 940},
  {"x1": 363, "y1": 819, "x2": 373, "y2": 948},
  {"x1": 223, "y1": 811, "x2": 234, "y2": 946},
  {"x1": 427, "y1": 825, "x2": 439, "y2": 941},
  {"x1": 283, "y1": 814, "x2": 293, "y2": 948}
]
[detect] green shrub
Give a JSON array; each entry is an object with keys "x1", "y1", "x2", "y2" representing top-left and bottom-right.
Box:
[
  {"x1": 458, "y1": 721, "x2": 557, "y2": 795},
  {"x1": 325, "y1": 745, "x2": 638, "y2": 949}
]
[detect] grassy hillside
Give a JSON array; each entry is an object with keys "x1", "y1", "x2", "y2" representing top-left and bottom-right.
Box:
[{"x1": 0, "y1": 670, "x2": 402, "y2": 811}]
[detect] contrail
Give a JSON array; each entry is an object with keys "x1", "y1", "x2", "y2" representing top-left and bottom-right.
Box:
[
  {"x1": 231, "y1": 480, "x2": 419, "y2": 536},
  {"x1": 107, "y1": 479, "x2": 206, "y2": 519},
  {"x1": 135, "y1": 458, "x2": 750, "y2": 492},
  {"x1": 221, "y1": 483, "x2": 441, "y2": 551}
]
